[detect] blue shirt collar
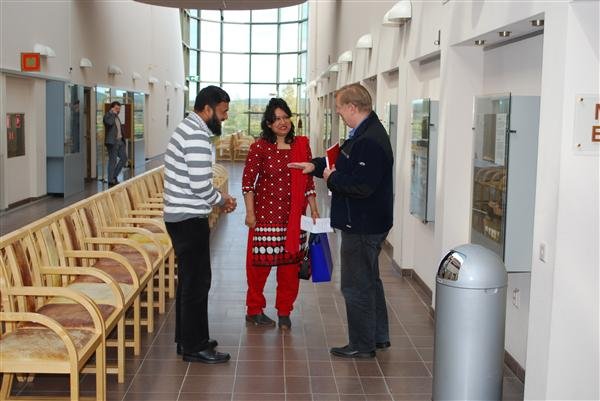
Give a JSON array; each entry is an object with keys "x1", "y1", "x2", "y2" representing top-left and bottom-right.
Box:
[{"x1": 347, "y1": 115, "x2": 369, "y2": 140}]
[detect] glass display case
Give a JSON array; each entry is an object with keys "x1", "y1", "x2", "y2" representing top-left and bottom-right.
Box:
[
  {"x1": 409, "y1": 98, "x2": 438, "y2": 222},
  {"x1": 471, "y1": 94, "x2": 540, "y2": 272}
]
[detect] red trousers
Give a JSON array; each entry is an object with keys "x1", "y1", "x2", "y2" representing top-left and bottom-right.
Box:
[{"x1": 246, "y1": 264, "x2": 300, "y2": 316}]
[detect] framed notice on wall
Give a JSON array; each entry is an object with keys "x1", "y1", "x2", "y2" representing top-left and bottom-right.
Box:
[{"x1": 6, "y1": 113, "x2": 25, "y2": 158}]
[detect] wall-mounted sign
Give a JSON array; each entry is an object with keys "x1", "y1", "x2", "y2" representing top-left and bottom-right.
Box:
[
  {"x1": 6, "y1": 113, "x2": 25, "y2": 158},
  {"x1": 573, "y1": 95, "x2": 600, "y2": 154},
  {"x1": 21, "y1": 53, "x2": 40, "y2": 72}
]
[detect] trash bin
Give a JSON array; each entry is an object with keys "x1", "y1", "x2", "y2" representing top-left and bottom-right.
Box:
[{"x1": 432, "y1": 244, "x2": 508, "y2": 401}]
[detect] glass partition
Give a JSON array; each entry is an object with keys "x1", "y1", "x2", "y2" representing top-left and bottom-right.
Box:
[
  {"x1": 471, "y1": 94, "x2": 511, "y2": 258},
  {"x1": 409, "y1": 99, "x2": 431, "y2": 221}
]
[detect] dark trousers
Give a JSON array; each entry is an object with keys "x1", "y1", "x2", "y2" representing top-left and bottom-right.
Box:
[
  {"x1": 165, "y1": 217, "x2": 212, "y2": 353},
  {"x1": 340, "y1": 231, "x2": 390, "y2": 352},
  {"x1": 106, "y1": 139, "x2": 127, "y2": 183}
]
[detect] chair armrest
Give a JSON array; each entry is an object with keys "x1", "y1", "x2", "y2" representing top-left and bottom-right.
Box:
[
  {"x1": 82, "y1": 237, "x2": 153, "y2": 271},
  {"x1": 4, "y1": 287, "x2": 105, "y2": 333},
  {"x1": 62, "y1": 250, "x2": 140, "y2": 287},
  {"x1": 39, "y1": 266, "x2": 125, "y2": 309}
]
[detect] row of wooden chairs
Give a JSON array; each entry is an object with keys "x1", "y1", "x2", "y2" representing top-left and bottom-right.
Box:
[
  {"x1": 214, "y1": 132, "x2": 256, "y2": 162},
  {"x1": 0, "y1": 164, "x2": 229, "y2": 401}
]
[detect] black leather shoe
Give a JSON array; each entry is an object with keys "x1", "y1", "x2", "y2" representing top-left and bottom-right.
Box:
[
  {"x1": 182, "y1": 348, "x2": 230, "y2": 364},
  {"x1": 246, "y1": 313, "x2": 276, "y2": 327},
  {"x1": 278, "y1": 316, "x2": 291, "y2": 330},
  {"x1": 330, "y1": 345, "x2": 376, "y2": 359},
  {"x1": 376, "y1": 341, "x2": 391, "y2": 349},
  {"x1": 177, "y1": 339, "x2": 218, "y2": 355}
]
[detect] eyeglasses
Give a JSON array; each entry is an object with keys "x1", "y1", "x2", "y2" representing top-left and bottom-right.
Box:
[{"x1": 273, "y1": 116, "x2": 291, "y2": 124}]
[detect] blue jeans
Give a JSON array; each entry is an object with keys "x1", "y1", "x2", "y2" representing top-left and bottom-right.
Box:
[
  {"x1": 340, "y1": 231, "x2": 390, "y2": 352},
  {"x1": 106, "y1": 139, "x2": 127, "y2": 183}
]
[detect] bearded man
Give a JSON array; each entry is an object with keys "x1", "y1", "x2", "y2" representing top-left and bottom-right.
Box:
[{"x1": 163, "y1": 85, "x2": 237, "y2": 364}]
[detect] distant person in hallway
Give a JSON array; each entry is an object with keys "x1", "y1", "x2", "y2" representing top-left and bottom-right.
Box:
[
  {"x1": 163, "y1": 85, "x2": 237, "y2": 364},
  {"x1": 242, "y1": 98, "x2": 319, "y2": 330},
  {"x1": 289, "y1": 83, "x2": 394, "y2": 358},
  {"x1": 103, "y1": 101, "x2": 127, "y2": 186}
]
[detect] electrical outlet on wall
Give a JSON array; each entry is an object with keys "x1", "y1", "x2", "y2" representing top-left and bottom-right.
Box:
[{"x1": 512, "y1": 288, "x2": 521, "y2": 309}]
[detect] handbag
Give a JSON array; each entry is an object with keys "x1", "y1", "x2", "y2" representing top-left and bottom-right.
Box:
[
  {"x1": 308, "y1": 233, "x2": 333, "y2": 282},
  {"x1": 298, "y1": 249, "x2": 311, "y2": 280}
]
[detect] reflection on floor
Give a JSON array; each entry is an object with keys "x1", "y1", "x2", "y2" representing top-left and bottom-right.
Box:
[{"x1": 5, "y1": 161, "x2": 524, "y2": 401}]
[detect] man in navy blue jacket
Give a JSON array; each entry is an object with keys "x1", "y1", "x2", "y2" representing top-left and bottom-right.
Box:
[{"x1": 289, "y1": 83, "x2": 394, "y2": 358}]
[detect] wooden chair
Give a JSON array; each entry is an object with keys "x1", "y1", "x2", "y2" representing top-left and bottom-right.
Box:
[{"x1": 0, "y1": 230, "x2": 107, "y2": 401}]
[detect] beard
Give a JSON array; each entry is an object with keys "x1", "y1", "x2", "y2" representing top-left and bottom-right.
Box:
[{"x1": 206, "y1": 110, "x2": 222, "y2": 136}]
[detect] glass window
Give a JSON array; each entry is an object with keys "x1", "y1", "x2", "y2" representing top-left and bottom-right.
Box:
[
  {"x1": 189, "y1": 50, "x2": 198, "y2": 77},
  {"x1": 249, "y1": 113, "x2": 262, "y2": 137},
  {"x1": 221, "y1": 83, "x2": 249, "y2": 135},
  {"x1": 188, "y1": 9, "x2": 198, "y2": 18},
  {"x1": 252, "y1": 24, "x2": 278, "y2": 53},
  {"x1": 280, "y1": 5, "x2": 299, "y2": 22},
  {"x1": 279, "y1": 23, "x2": 298, "y2": 53},
  {"x1": 199, "y1": 52, "x2": 220, "y2": 82},
  {"x1": 252, "y1": 9, "x2": 278, "y2": 23},
  {"x1": 251, "y1": 55, "x2": 277, "y2": 82},
  {"x1": 279, "y1": 54, "x2": 297, "y2": 83},
  {"x1": 279, "y1": 84, "x2": 298, "y2": 113},
  {"x1": 200, "y1": 10, "x2": 220, "y2": 21},
  {"x1": 199, "y1": 82, "x2": 220, "y2": 91},
  {"x1": 190, "y1": 18, "x2": 198, "y2": 48},
  {"x1": 223, "y1": 10, "x2": 250, "y2": 23},
  {"x1": 299, "y1": 52, "x2": 307, "y2": 81},
  {"x1": 223, "y1": 23, "x2": 250, "y2": 53},
  {"x1": 251, "y1": 84, "x2": 277, "y2": 108},
  {"x1": 300, "y1": 3, "x2": 308, "y2": 20},
  {"x1": 223, "y1": 54, "x2": 249, "y2": 82},
  {"x1": 200, "y1": 21, "x2": 220, "y2": 51},
  {"x1": 300, "y1": 21, "x2": 308, "y2": 50},
  {"x1": 188, "y1": 82, "x2": 198, "y2": 109}
]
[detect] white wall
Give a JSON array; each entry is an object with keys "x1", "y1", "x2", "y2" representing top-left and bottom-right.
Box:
[
  {"x1": 0, "y1": 0, "x2": 184, "y2": 207},
  {"x1": 307, "y1": 1, "x2": 599, "y2": 398}
]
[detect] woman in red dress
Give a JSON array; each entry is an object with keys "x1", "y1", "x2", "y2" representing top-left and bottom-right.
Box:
[{"x1": 242, "y1": 98, "x2": 319, "y2": 330}]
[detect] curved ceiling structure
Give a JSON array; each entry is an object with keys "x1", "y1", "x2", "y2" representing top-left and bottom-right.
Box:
[{"x1": 134, "y1": 0, "x2": 304, "y2": 10}]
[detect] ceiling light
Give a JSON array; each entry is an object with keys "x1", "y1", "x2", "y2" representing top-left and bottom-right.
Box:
[
  {"x1": 356, "y1": 34, "x2": 373, "y2": 49},
  {"x1": 148, "y1": 76, "x2": 159, "y2": 84},
  {"x1": 132, "y1": 71, "x2": 142, "y2": 80},
  {"x1": 499, "y1": 31, "x2": 511, "y2": 37},
  {"x1": 33, "y1": 43, "x2": 56, "y2": 58},
  {"x1": 79, "y1": 58, "x2": 93, "y2": 68},
  {"x1": 337, "y1": 50, "x2": 352, "y2": 63},
  {"x1": 107, "y1": 64, "x2": 123, "y2": 75},
  {"x1": 382, "y1": 0, "x2": 411, "y2": 26},
  {"x1": 164, "y1": 80, "x2": 172, "y2": 88},
  {"x1": 531, "y1": 19, "x2": 544, "y2": 27},
  {"x1": 474, "y1": 40, "x2": 485, "y2": 46}
]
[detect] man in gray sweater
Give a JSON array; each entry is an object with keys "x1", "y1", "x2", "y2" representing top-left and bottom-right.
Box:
[{"x1": 164, "y1": 86, "x2": 237, "y2": 364}]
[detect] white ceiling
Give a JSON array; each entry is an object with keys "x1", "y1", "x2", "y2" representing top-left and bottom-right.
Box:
[{"x1": 134, "y1": 0, "x2": 305, "y2": 10}]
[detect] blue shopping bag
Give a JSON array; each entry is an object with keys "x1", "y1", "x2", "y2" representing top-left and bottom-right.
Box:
[{"x1": 309, "y1": 233, "x2": 333, "y2": 282}]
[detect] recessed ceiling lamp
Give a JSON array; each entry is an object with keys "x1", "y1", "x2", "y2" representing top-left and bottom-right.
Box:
[
  {"x1": 474, "y1": 40, "x2": 485, "y2": 46},
  {"x1": 498, "y1": 31, "x2": 511, "y2": 37},
  {"x1": 79, "y1": 58, "x2": 93, "y2": 68},
  {"x1": 34, "y1": 43, "x2": 56, "y2": 58},
  {"x1": 107, "y1": 64, "x2": 123, "y2": 75},
  {"x1": 148, "y1": 76, "x2": 159, "y2": 84},
  {"x1": 531, "y1": 19, "x2": 544, "y2": 27}
]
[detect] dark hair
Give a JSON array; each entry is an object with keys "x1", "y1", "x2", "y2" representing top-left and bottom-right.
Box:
[
  {"x1": 194, "y1": 85, "x2": 230, "y2": 112},
  {"x1": 260, "y1": 98, "x2": 295, "y2": 144},
  {"x1": 109, "y1": 101, "x2": 121, "y2": 108}
]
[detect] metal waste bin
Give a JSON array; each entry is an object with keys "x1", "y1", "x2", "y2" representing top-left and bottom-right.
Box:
[{"x1": 432, "y1": 244, "x2": 508, "y2": 401}]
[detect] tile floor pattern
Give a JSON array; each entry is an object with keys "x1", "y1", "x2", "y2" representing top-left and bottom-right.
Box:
[{"x1": 6, "y1": 162, "x2": 524, "y2": 401}]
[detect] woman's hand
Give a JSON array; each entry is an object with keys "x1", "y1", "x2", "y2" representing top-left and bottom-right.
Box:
[
  {"x1": 311, "y1": 208, "x2": 320, "y2": 224},
  {"x1": 245, "y1": 211, "x2": 256, "y2": 228}
]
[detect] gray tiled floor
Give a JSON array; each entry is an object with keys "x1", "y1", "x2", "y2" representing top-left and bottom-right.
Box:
[{"x1": 6, "y1": 161, "x2": 524, "y2": 401}]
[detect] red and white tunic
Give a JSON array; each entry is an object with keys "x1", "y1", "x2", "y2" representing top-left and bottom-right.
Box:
[{"x1": 242, "y1": 138, "x2": 316, "y2": 266}]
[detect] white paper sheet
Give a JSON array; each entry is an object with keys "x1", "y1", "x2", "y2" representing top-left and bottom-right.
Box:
[{"x1": 301, "y1": 215, "x2": 333, "y2": 233}]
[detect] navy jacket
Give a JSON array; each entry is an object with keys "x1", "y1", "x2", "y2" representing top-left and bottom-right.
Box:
[{"x1": 313, "y1": 111, "x2": 394, "y2": 234}]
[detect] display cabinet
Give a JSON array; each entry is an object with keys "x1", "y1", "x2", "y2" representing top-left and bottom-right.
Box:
[
  {"x1": 471, "y1": 94, "x2": 540, "y2": 272},
  {"x1": 46, "y1": 81, "x2": 85, "y2": 196},
  {"x1": 409, "y1": 98, "x2": 438, "y2": 222}
]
